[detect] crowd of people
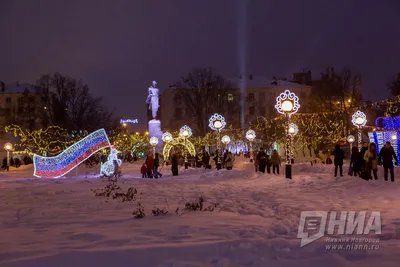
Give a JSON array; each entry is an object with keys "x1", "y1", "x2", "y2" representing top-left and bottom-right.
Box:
[
  {"x1": 140, "y1": 150, "x2": 237, "y2": 178},
  {"x1": 330, "y1": 141, "x2": 398, "y2": 181},
  {"x1": 251, "y1": 148, "x2": 281, "y2": 174}
]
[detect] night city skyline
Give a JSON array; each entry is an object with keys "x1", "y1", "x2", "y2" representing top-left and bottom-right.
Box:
[{"x1": 1, "y1": 0, "x2": 400, "y2": 129}]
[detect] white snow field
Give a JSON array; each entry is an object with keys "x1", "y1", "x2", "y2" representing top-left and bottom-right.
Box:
[{"x1": 0, "y1": 160, "x2": 400, "y2": 267}]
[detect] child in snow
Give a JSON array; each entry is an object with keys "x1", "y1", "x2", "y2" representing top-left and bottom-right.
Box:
[{"x1": 141, "y1": 163, "x2": 148, "y2": 178}]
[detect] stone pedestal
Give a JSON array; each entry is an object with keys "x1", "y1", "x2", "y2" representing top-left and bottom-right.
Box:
[{"x1": 148, "y1": 120, "x2": 163, "y2": 153}]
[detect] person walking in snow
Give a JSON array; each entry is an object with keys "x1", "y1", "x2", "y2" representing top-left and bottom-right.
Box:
[
  {"x1": 270, "y1": 149, "x2": 281, "y2": 174},
  {"x1": 332, "y1": 144, "x2": 344, "y2": 177},
  {"x1": 153, "y1": 153, "x2": 163, "y2": 178},
  {"x1": 171, "y1": 152, "x2": 179, "y2": 176},
  {"x1": 379, "y1": 141, "x2": 398, "y2": 182},
  {"x1": 364, "y1": 142, "x2": 378, "y2": 180},
  {"x1": 257, "y1": 148, "x2": 268, "y2": 173},
  {"x1": 225, "y1": 152, "x2": 234, "y2": 170},
  {"x1": 141, "y1": 163, "x2": 148, "y2": 178},
  {"x1": 349, "y1": 146, "x2": 362, "y2": 177}
]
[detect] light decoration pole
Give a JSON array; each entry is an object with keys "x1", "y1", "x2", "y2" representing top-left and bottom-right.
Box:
[
  {"x1": 149, "y1": 136, "x2": 158, "y2": 157},
  {"x1": 351, "y1": 110, "x2": 367, "y2": 150},
  {"x1": 288, "y1": 123, "x2": 299, "y2": 162},
  {"x1": 162, "y1": 132, "x2": 173, "y2": 143},
  {"x1": 4, "y1": 142, "x2": 13, "y2": 171},
  {"x1": 347, "y1": 134, "x2": 355, "y2": 152},
  {"x1": 179, "y1": 125, "x2": 192, "y2": 169},
  {"x1": 208, "y1": 113, "x2": 226, "y2": 167},
  {"x1": 221, "y1": 135, "x2": 231, "y2": 151},
  {"x1": 245, "y1": 130, "x2": 256, "y2": 161},
  {"x1": 275, "y1": 89, "x2": 300, "y2": 179}
]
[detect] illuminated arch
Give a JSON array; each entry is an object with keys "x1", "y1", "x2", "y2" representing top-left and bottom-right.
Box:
[{"x1": 163, "y1": 136, "x2": 196, "y2": 160}]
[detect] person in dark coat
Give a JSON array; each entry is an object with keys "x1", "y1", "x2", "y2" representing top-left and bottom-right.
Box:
[
  {"x1": 379, "y1": 141, "x2": 398, "y2": 182},
  {"x1": 332, "y1": 144, "x2": 344, "y2": 177},
  {"x1": 203, "y1": 152, "x2": 210, "y2": 169},
  {"x1": 171, "y1": 153, "x2": 179, "y2": 176},
  {"x1": 360, "y1": 142, "x2": 368, "y2": 168},
  {"x1": 153, "y1": 153, "x2": 162, "y2": 178},
  {"x1": 256, "y1": 148, "x2": 268, "y2": 173},
  {"x1": 349, "y1": 146, "x2": 362, "y2": 177}
]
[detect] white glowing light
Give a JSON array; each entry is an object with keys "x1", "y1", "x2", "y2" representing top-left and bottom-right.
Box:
[
  {"x1": 246, "y1": 130, "x2": 256, "y2": 141},
  {"x1": 208, "y1": 113, "x2": 226, "y2": 131},
  {"x1": 33, "y1": 129, "x2": 111, "y2": 178},
  {"x1": 288, "y1": 123, "x2": 299, "y2": 136},
  {"x1": 150, "y1": 136, "x2": 159, "y2": 146},
  {"x1": 162, "y1": 132, "x2": 173, "y2": 143},
  {"x1": 221, "y1": 135, "x2": 231, "y2": 145},
  {"x1": 347, "y1": 134, "x2": 355, "y2": 143},
  {"x1": 179, "y1": 125, "x2": 192, "y2": 138},
  {"x1": 4, "y1": 142, "x2": 13, "y2": 151},
  {"x1": 275, "y1": 90, "x2": 300, "y2": 116},
  {"x1": 100, "y1": 147, "x2": 122, "y2": 177},
  {"x1": 120, "y1": 119, "x2": 139, "y2": 124},
  {"x1": 351, "y1": 110, "x2": 367, "y2": 128},
  {"x1": 391, "y1": 133, "x2": 397, "y2": 140}
]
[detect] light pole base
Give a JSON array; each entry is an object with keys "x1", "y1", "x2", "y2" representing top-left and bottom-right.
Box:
[
  {"x1": 285, "y1": 164, "x2": 292, "y2": 179},
  {"x1": 185, "y1": 162, "x2": 189, "y2": 169}
]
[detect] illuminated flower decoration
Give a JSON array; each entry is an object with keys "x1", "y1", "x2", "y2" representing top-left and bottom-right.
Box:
[
  {"x1": 221, "y1": 135, "x2": 231, "y2": 145},
  {"x1": 208, "y1": 113, "x2": 226, "y2": 131},
  {"x1": 351, "y1": 110, "x2": 367, "y2": 128},
  {"x1": 149, "y1": 136, "x2": 159, "y2": 146},
  {"x1": 245, "y1": 129, "x2": 256, "y2": 141},
  {"x1": 347, "y1": 134, "x2": 355, "y2": 143},
  {"x1": 162, "y1": 132, "x2": 173, "y2": 143},
  {"x1": 179, "y1": 125, "x2": 192, "y2": 138},
  {"x1": 288, "y1": 123, "x2": 299, "y2": 136},
  {"x1": 275, "y1": 90, "x2": 300, "y2": 117}
]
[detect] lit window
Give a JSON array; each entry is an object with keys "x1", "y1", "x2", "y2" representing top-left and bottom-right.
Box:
[{"x1": 228, "y1": 93, "x2": 233, "y2": 102}]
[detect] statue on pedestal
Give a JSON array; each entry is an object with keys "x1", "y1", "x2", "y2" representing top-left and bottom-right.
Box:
[{"x1": 146, "y1": 81, "x2": 159, "y2": 120}]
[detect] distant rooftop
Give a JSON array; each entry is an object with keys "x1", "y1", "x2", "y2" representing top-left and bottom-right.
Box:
[
  {"x1": 227, "y1": 75, "x2": 311, "y2": 88},
  {"x1": 0, "y1": 83, "x2": 42, "y2": 93}
]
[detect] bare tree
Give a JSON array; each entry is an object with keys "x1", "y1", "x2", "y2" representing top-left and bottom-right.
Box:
[
  {"x1": 36, "y1": 72, "x2": 112, "y2": 131},
  {"x1": 173, "y1": 68, "x2": 240, "y2": 136},
  {"x1": 387, "y1": 73, "x2": 400, "y2": 97}
]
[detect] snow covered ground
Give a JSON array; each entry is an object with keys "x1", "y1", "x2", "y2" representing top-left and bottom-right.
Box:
[{"x1": 0, "y1": 160, "x2": 399, "y2": 267}]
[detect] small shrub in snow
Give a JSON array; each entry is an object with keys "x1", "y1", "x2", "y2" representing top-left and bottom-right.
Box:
[
  {"x1": 175, "y1": 195, "x2": 219, "y2": 215},
  {"x1": 132, "y1": 202, "x2": 145, "y2": 219}
]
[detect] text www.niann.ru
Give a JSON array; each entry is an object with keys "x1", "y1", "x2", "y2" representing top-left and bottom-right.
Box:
[{"x1": 325, "y1": 237, "x2": 380, "y2": 250}]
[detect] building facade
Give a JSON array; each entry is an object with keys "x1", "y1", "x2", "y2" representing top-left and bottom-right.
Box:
[
  {"x1": 0, "y1": 83, "x2": 45, "y2": 133},
  {"x1": 159, "y1": 75, "x2": 312, "y2": 134}
]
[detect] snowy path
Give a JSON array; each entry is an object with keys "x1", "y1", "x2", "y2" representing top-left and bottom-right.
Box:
[{"x1": 0, "y1": 162, "x2": 399, "y2": 267}]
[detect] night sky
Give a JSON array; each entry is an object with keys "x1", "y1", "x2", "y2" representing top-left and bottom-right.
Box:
[{"x1": 1, "y1": 0, "x2": 399, "y2": 130}]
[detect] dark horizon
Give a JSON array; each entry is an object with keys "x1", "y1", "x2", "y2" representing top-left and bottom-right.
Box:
[{"x1": 1, "y1": 0, "x2": 400, "y2": 130}]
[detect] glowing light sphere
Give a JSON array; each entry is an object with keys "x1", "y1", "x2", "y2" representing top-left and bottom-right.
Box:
[
  {"x1": 246, "y1": 130, "x2": 256, "y2": 141},
  {"x1": 4, "y1": 142, "x2": 13, "y2": 151},
  {"x1": 208, "y1": 113, "x2": 226, "y2": 131},
  {"x1": 281, "y1": 100, "x2": 294, "y2": 112},
  {"x1": 391, "y1": 133, "x2": 397, "y2": 140},
  {"x1": 150, "y1": 136, "x2": 159, "y2": 146},
  {"x1": 275, "y1": 90, "x2": 300, "y2": 116},
  {"x1": 347, "y1": 134, "x2": 355, "y2": 143},
  {"x1": 288, "y1": 123, "x2": 299, "y2": 136},
  {"x1": 33, "y1": 129, "x2": 111, "y2": 178},
  {"x1": 162, "y1": 132, "x2": 173, "y2": 143},
  {"x1": 352, "y1": 110, "x2": 367, "y2": 128},
  {"x1": 179, "y1": 125, "x2": 192, "y2": 138},
  {"x1": 221, "y1": 135, "x2": 231, "y2": 145}
]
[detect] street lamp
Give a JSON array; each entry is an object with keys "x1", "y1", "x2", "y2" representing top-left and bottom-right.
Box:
[
  {"x1": 149, "y1": 136, "x2": 158, "y2": 157},
  {"x1": 209, "y1": 113, "x2": 226, "y2": 169},
  {"x1": 351, "y1": 110, "x2": 367, "y2": 149},
  {"x1": 221, "y1": 135, "x2": 231, "y2": 151},
  {"x1": 347, "y1": 134, "x2": 355, "y2": 152},
  {"x1": 179, "y1": 125, "x2": 192, "y2": 169},
  {"x1": 288, "y1": 123, "x2": 299, "y2": 162},
  {"x1": 275, "y1": 90, "x2": 300, "y2": 179},
  {"x1": 162, "y1": 132, "x2": 173, "y2": 143},
  {"x1": 246, "y1": 130, "x2": 256, "y2": 162},
  {"x1": 4, "y1": 142, "x2": 13, "y2": 171},
  {"x1": 391, "y1": 133, "x2": 397, "y2": 141}
]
